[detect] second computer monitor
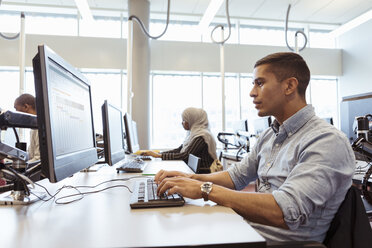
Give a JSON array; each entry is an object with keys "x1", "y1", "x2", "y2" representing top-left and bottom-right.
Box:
[
  {"x1": 101, "y1": 100, "x2": 126, "y2": 166},
  {"x1": 123, "y1": 113, "x2": 140, "y2": 154}
]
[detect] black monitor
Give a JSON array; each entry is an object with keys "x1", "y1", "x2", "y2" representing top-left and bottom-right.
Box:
[
  {"x1": 123, "y1": 113, "x2": 140, "y2": 153},
  {"x1": 101, "y1": 100, "x2": 126, "y2": 165},
  {"x1": 340, "y1": 92, "x2": 372, "y2": 143},
  {"x1": 32, "y1": 45, "x2": 98, "y2": 183}
]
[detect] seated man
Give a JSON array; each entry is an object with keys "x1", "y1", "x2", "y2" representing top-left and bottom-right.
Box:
[
  {"x1": 155, "y1": 52, "x2": 355, "y2": 243},
  {"x1": 14, "y1": 93, "x2": 40, "y2": 162}
]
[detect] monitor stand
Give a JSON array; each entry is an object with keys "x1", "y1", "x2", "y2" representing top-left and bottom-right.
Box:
[{"x1": 0, "y1": 189, "x2": 46, "y2": 205}]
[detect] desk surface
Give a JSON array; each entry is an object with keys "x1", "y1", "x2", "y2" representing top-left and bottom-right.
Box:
[{"x1": 0, "y1": 160, "x2": 266, "y2": 248}]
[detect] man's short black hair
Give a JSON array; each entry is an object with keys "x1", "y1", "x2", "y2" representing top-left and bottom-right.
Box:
[
  {"x1": 14, "y1": 93, "x2": 36, "y2": 110},
  {"x1": 254, "y1": 52, "x2": 310, "y2": 97}
]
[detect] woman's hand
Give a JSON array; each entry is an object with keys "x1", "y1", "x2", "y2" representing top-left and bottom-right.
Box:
[
  {"x1": 141, "y1": 150, "x2": 161, "y2": 158},
  {"x1": 154, "y1": 169, "x2": 191, "y2": 183}
]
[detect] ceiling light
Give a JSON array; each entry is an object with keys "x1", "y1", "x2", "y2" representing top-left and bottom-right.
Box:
[
  {"x1": 74, "y1": 0, "x2": 94, "y2": 22},
  {"x1": 198, "y1": 0, "x2": 224, "y2": 33},
  {"x1": 329, "y1": 9, "x2": 372, "y2": 37}
]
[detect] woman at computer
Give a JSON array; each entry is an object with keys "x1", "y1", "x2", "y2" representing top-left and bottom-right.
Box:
[{"x1": 142, "y1": 107, "x2": 217, "y2": 173}]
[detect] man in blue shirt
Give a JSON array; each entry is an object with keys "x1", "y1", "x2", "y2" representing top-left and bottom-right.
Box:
[{"x1": 155, "y1": 52, "x2": 355, "y2": 242}]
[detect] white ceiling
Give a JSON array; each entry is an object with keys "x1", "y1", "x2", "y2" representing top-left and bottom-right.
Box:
[{"x1": 2, "y1": 0, "x2": 372, "y2": 26}]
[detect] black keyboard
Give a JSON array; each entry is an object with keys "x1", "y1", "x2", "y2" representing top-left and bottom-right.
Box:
[
  {"x1": 130, "y1": 178, "x2": 185, "y2": 209},
  {"x1": 116, "y1": 160, "x2": 146, "y2": 173}
]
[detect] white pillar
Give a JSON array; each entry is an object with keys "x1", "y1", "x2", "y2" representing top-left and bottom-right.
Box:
[{"x1": 128, "y1": 0, "x2": 151, "y2": 149}]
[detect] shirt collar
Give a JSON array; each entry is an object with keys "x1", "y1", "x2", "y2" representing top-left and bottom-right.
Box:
[{"x1": 270, "y1": 104, "x2": 315, "y2": 137}]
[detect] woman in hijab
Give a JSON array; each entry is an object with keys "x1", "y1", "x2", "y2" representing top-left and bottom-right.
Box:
[{"x1": 142, "y1": 107, "x2": 217, "y2": 173}]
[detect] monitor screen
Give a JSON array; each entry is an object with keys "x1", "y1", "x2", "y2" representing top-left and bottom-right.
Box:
[
  {"x1": 123, "y1": 113, "x2": 140, "y2": 153},
  {"x1": 101, "y1": 100, "x2": 125, "y2": 165},
  {"x1": 32, "y1": 45, "x2": 97, "y2": 183},
  {"x1": 253, "y1": 116, "x2": 272, "y2": 136},
  {"x1": 340, "y1": 93, "x2": 372, "y2": 143}
]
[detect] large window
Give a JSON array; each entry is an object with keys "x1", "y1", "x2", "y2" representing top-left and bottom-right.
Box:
[
  {"x1": 151, "y1": 72, "x2": 339, "y2": 149},
  {"x1": 151, "y1": 72, "x2": 202, "y2": 149},
  {"x1": 26, "y1": 13, "x2": 78, "y2": 36},
  {"x1": 82, "y1": 69, "x2": 125, "y2": 135}
]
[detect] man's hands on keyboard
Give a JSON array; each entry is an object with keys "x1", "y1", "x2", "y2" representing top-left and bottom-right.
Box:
[{"x1": 130, "y1": 178, "x2": 185, "y2": 209}]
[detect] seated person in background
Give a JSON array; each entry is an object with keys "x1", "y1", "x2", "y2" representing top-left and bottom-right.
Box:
[
  {"x1": 155, "y1": 52, "x2": 355, "y2": 243},
  {"x1": 143, "y1": 107, "x2": 217, "y2": 173},
  {"x1": 14, "y1": 93, "x2": 40, "y2": 162}
]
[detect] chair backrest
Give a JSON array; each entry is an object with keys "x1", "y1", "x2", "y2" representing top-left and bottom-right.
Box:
[
  {"x1": 187, "y1": 154, "x2": 200, "y2": 173},
  {"x1": 323, "y1": 186, "x2": 372, "y2": 248}
]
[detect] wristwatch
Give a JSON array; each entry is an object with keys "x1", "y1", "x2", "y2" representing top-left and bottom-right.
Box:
[{"x1": 201, "y1": 182, "x2": 213, "y2": 201}]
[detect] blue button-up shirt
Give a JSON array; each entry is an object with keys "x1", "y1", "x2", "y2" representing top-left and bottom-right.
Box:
[{"x1": 227, "y1": 105, "x2": 355, "y2": 242}]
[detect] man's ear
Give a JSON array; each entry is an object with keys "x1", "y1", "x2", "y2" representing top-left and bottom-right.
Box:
[{"x1": 284, "y1": 77, "x2": 299, "y2": 95}]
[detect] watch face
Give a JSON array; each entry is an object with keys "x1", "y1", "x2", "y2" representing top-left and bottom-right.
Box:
[{"x1": 202, "y1": 182, "x2": 212, "y2": 192}]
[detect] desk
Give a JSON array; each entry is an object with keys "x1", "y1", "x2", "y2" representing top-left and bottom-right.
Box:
[{"x1": 0, "y1": 160, "x2": 266, "y2": 248}]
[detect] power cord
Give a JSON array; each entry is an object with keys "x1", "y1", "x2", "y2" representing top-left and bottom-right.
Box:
[
  {"x1": 0, "y1": 12, "x2": 23, "y2": 40},
  {"x1": 129, "y1": 0, "x2": 170, "y2": 39},
  {"x1": 32, "y1": 175, "x2": 150, "y2": 205},
  {"x1": 210, "y1": 0, "x2": 231, "y2": 45},
  {"x1": 285, "y1": 4, "x2": 307, "y2": 52}
]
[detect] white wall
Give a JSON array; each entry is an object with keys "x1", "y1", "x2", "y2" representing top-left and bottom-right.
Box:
[
  {"x1": 0, "y1": 34, "x2": 342, "y2": 76},
  {"x1": 338, "y1": 19, "x2": 372, "y2": 98}
]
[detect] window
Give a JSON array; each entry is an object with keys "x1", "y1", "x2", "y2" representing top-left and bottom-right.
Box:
[
  {"x1": 150, "y1": 20, "x2": 201, "y2": 42},
  {"x1": 0, "y1": 11, "x2": 20, "y2": 34},
  {"x1": 26, "y1": 13, "x2": 78, "y2": 36},
  {"x1": 308, "y1": 78, "x2": 339, "y2": 127},
  {"x1": 82, "y1": 69, "x2": 125, "y2": 135},
  {"x1": 151, "y1": 72, "x2": 202, "y2": 149},
  {"x1": 80, "y1": 15, "x2": 122, "y2": 38}
]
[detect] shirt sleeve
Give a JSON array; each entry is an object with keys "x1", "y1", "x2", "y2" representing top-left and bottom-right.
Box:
[
  {"x1": 161, "y1": 136, "x2": 206, "y2": 161},
  {"x1": 227, "y1": 142, "x2": 260, "y2": 190},
  {"x1": 272, "y1": 132, "x2": 355, "y2": 230}
]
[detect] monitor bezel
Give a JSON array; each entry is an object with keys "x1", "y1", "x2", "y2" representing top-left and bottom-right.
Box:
[
  {"x1": 101, "y1": 100, "x2": 126, "y2": 166},
  {"x1": 123, "y1": 113, "x2": 140, "y2": 154},
  {"x1": 33, "y1": 44, "x2": 98, "y2": 183}
]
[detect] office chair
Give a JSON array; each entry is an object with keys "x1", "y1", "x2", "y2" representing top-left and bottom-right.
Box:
[
  {"x1": 267, "y1": 186, "x2": 372, "y2": 248},
  {"x1": 187, "y1": 154, "x2": 200, "y2": 173}
]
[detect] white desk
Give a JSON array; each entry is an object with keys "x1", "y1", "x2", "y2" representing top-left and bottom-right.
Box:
[{"x1": 0, "y1": 160, "x2": 266, "y2": 248}]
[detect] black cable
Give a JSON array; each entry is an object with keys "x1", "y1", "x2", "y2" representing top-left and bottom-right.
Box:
[
  {"x1": 129, "y1": 0, "x2": 170, "y2": 40},
  {"x1": 210, "y1": 0, "x2": 231, "y2": 45},
  {"x1": 362, "y1": 164, "x2": 372, "y2": 204},
  {"x1": 12, "y1": 127, "x2": 20, "y2": 144},
  {"x1": 285, "y1": 4, "x2": 307, "y2": 52},
  {"x1": 6, "y1": 166, "x2": 30, "y2": 196}
]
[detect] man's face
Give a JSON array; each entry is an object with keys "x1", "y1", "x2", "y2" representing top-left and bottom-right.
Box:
[{"x1": 250, "y1": 64, "x2": 286, "y2": 118}]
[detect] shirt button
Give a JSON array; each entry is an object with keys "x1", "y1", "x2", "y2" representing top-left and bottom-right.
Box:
[
  {"x1": 289, "y1": 132, "x2": 292, "y2": 135},
  {"x1": 267, "y1": 163, "x2": 271, "y2": 167},
  {"x1": 275, "y1": 144, "x2": 279, "y2": 147}
]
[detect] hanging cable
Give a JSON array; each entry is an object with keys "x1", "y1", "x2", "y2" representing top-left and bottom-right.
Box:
[
  {"x1": 210, "y1": 0, "x2": 231, "y2": 45},
  {"x1": 12, "y1": 127, "x2": 20, "y2": 144},
  {"x1": 285, "y1": 4, "x2": 307, "y2": 52},
  {"x1": 0, "y1": 12, "x2": 23, "y2": 40},
  {"x1": 128, "y1": 0, "x2": 170, "y2": 39}
]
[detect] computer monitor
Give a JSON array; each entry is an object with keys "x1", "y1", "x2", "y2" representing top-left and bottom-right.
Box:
[
  {"x1": 340, "y1": 92, "x2": 372, "y2": 143},
  {"x1": 253, "y1": 116, "x2": 272, "y2": 136},
  {"x1": 33, "y1": 44, "x2": 98, "y2": 183},
  {"x1": 101, "y1": 100, "x2": 126, "y2": 165},
  {"x1": 123, "y1": 113, "x2": 140, "y2": 153}
]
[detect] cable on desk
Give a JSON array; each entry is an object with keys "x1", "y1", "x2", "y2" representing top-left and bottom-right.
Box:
[{"x1": 33, "y1": 175, "x2": 152, "y2": 205}]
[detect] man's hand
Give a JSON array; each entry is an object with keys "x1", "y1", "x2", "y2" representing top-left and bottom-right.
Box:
[{"x1": 157, "y1": 176, "x2": 203, "y2": 199}]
